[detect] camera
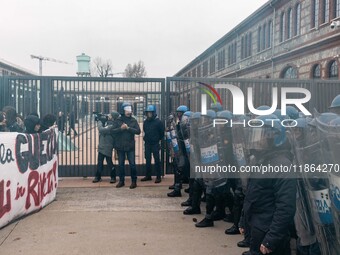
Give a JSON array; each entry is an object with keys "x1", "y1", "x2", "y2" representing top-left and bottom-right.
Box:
[
  {"x1": 330, "y1": 20, "x2": 340, "y2": 29},
  {"x1": 93, "y1": 112, "x2": 108, "y2": 123}
]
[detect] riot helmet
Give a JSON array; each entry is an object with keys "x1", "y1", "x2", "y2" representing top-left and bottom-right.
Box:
[{"x1": 246, "y1": 114, "x2": 286, "y2": 151}]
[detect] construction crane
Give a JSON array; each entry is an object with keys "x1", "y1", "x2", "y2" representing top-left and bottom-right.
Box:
[{"x1": 30, "y1": 54, "x2": 72, "y2": 76}]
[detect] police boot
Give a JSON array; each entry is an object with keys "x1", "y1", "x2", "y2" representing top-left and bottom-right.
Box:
[
  {"x1": 183, "y1": 206, "x2": 201, "y2": 215},
  {"x1": 92, "y1": 177, "x2": 102, "y2": 183},
  {"x1": 225, "y1": 224, "x2": 241, "y2": 235},
  {"x1": 237, "y1": 239, "x2": 250, "y2": 248},
  {"x1": 181, "y1": 198, "x2": 192, "y2": 207},
  {"x1": 141, "y1": 176, "x2": 152, "y2": 182},
  {"x1": 169, "y1": 183, "x2": 182, "y2": 190},
  {"x1": 195, "y1": 218, "x2": 214, "y2": 228},
  {"x1": 167, "y1": 190, "x2": 182, "y2": 197}
]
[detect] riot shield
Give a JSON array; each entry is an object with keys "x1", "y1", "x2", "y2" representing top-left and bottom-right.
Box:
[
  {"x1": 297, "y1": 119, "x2": 340, "y2": 255},
  {"x1": 195, "y1": 115, "x2": 227, "y2": 190},
  {"x1": 316, "y1": 116, "x2": 340, "y2": 251},
  {"x1": 286, "y1": 122, "x2": 316, "y2": 243},
  {"x1": 180, "y1": 115, "x2": 191, "y2": 155},
  {"x1": 230, "y1": 117, "x2": 249, "y2": 194},
  {"x1": 189, "y1": 113, "x2": 202, "y2": 178}
]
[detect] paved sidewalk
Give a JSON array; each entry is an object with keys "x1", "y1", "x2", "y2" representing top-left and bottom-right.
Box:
[{"x1": 0, "y1": 176, "x2": 247, "y2": 255}]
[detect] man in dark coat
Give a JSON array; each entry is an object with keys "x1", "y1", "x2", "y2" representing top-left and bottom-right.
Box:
[
  {"x1": 242, "y1": 115, "x2": 297, "y2": 255},
  {"x1": 112, "y1": 103, "x2": 141, "y2": 189},
  {"x1": 141, "y1": 105, "x2": 164, "y2": 183}
]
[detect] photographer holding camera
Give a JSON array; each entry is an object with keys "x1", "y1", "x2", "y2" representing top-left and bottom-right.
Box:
[{"x1": 93, "y1": 111, "x2": 120, "y2": 183}]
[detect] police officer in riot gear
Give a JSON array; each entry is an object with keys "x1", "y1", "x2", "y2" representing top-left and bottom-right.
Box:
[
  {"x1": 141, "y1": 105, "x2": 164, "y2": 183},
  {"x1": 180, "y1": 111, "x2": 194, "y2": 206},
  {"x1": 167, "y1": 105, "x2": 190, "y2": 197},
  {"x1": 194, "y1": 110, "x2": 230, "y2": 228},
  {"x1": 242, "y1": 114, "x2": 297, "y2": 255},
  {"x1": 314, "y1": 112, "x2": 340, "y2": 255},
  {"x1": 287, "y1": 117, "x2": 322, "y2": 255}
]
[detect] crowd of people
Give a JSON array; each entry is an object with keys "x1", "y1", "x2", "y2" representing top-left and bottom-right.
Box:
[
  {"x1": 164, "y1": 95, "x2": 340, "y2": 255},
  {"x1": 2, "y1": 95, "x2": 340, "y2": 255},
  {"x1": 92, "y1": 102, "x2": 164, "y2": 189},
  {"x1": 0, "y1": 106, "x2": 57, "y2": 133}
]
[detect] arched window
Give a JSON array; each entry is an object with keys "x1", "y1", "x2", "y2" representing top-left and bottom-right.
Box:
[
  {"x1": 321, "y1": 0, "x2": 330, "y2": 23},
  {"x1": 287, "y1": 8, "x2": 293, "y2": 39},
  {"x1": 280, "y1": 12, "x2": 286, "y2": 42},
  {"x1": 281, "y1": 66, "x2": 298, "y2": 79},
  {"x1": 312, "y1": 64, "x2": 321, "y2": 79},
  {"x1": 329, "y1": 60, "x2": 339, "y2": 79},
  {"x1": 294, "y1": 4, "x2": 301, "y2": 35}
]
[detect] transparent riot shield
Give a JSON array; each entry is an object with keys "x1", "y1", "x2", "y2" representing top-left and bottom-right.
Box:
[
  {"x1": 298, "y1": 120, "x2": 340, "y2": 255},
  {"x1": 195, "y1": 115, "x2": 227, "y2": 190},
  {"x1": 286, "y1": 125, "x2": 315, "y2": 242},
  {"x1": 189, "y1": 113, "x2": 202, "y2": 178},
  {"x1": 316, "y1": 116, "x2": 340, "y2": 252},
  {"x1": 231, "y1": 118, "x2": 250, "y2": 191},
  {"x1": 180, "y1": 115, "x2": 191, "y2": 156}
]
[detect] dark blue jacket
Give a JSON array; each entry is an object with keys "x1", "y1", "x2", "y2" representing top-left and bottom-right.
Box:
[
  {"x1": 143, "y1": 116, "x2": 164, "y2": 145},
  {"x1": 243, "y1": 151, "x2": 297, "y2": 252}
]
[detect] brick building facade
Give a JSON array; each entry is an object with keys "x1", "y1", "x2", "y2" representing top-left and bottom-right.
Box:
[{"x1": 175, "y1": 0, "x2": 340, "y2": 80}]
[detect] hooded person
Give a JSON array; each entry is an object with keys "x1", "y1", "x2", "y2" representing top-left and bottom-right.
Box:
[
  {"x1": 40, "y1": 114, "x2": 57, "y2": 131},
  {"x1": 24, "y1": 115, "x2": 41, "y2": 134},
  {"x1": 2, "y1": 106, "x2": 23, "y2": 132}
]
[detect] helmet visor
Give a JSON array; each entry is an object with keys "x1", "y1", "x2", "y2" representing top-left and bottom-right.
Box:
[{"x1": 246, "y1": 127, "x2": 274, "y2": 150}]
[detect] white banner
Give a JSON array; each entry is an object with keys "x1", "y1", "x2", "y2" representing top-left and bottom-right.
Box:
[{"x1": 0, "y1": 128, "x2": 58, "y2": 228}]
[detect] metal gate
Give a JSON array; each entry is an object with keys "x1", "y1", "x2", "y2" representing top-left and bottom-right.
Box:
[
  {"x1": 1, "y1": 76, "x2": 340, "y2": 177},
  {"x1": 0, "y1": 76, "x2": 167, "y2": 177}
]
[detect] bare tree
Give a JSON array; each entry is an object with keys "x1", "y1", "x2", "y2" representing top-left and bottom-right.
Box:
[
  {"x1": 124, "y1": 60, "x2": 147, "y2": 78},
  {"x1": 92, "y1": 57, "x2": 113, "y2": 77}
]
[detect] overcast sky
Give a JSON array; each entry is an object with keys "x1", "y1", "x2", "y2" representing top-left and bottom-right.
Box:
[{"x1": 0, "y1": 0, "x2": 268, "y2": 77}]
